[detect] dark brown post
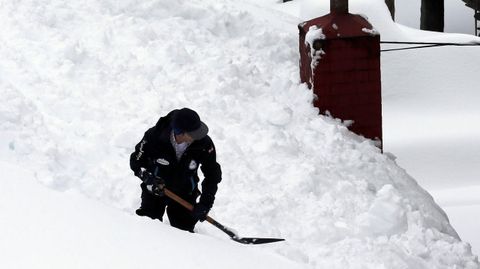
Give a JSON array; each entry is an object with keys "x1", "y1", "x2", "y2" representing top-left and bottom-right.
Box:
[
  {"x1": 385, "y1": 0, "x2": 395, "y2": 21},
  {"x1": 461, "y1": 0, "x2": 480, "y2": 36},
  {"x1": 421, "y1": 0, "x2": 444, "y2": 32},
  {"x1": 330, "y1": 0, "x2": 348, "y2": 14}
]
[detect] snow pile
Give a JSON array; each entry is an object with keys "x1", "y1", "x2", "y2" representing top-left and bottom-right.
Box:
[
  {"x1": 0, "y1": 161, "x2": 302, "y2": 269},
  {"x1": 0, "y1": 0, "x2": 478, "y2": 268},
  {"x1": 304, "y1": 25, "x2": 326, "y2": 68}
]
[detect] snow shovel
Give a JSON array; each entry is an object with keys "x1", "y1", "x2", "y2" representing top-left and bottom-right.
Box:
[{"x1": 164, "y1": 188, "x2": 285, "y2": 245}]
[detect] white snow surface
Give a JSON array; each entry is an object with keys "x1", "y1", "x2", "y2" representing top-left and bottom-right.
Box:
[
  {"x1": 0, "y1": 161, "x2": 302, "y2": 269},
  {"x1": 0, "y1": 0, "x2": 479, "y2": 268}
]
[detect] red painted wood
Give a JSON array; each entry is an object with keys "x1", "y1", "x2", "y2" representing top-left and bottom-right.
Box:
[{"x1": 299, "y1": 12, "x2": 382, "y2": 149}]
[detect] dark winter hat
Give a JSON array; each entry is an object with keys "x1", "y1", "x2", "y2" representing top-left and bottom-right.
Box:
[{"x1": 172, "y1": 108, "x2": 209, "y2": 140}]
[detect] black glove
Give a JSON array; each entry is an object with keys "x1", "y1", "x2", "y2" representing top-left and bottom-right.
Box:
[
  {"x1": 134, "y1": 168, "x2": 146, "y2": 179},
  {"x1": 141, "y1": 171, "x2": 165, "y2": 197},
  {"x1": 192, "y1": 203, "x2": 210, "y2": 222}
]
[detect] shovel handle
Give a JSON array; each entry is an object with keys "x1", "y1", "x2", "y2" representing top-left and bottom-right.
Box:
[{"x1": 163, "y1": 188, "x2": 215, "y2": 224}]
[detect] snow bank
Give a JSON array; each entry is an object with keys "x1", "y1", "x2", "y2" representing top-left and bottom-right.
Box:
[
  {"x1": 264, "y1": 0, "x2": 480, "y2": 43},
  {"x1": 0, "y1": 0, "x2": 478, "y2": 268},
  {"x1": 0, "y1": 161, "x2": 302, "y2": 269}
]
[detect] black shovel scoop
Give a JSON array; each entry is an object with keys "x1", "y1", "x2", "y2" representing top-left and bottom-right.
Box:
[{"x1": 164, "y1": 188, "x2": 285, "y2": 245}]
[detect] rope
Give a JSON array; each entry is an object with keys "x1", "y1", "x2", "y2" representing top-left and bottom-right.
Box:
[{"x1": 380, "y1": 41, "x2": 480, "y2": 52}]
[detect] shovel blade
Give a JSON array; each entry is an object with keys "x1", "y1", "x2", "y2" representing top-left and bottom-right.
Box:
[
  {"x1": 233, "y1": 237, "x2": 285, "y2": 245},
  {"x1": 163, "y1": 189, "x2": 285, "y2": 245}
]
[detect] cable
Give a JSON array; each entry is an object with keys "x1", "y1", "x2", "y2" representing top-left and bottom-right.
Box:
[
  {"x1": 380, "y1": 41, "x2": 480, "y2": 52},
  {"x1": 381, "y1": 44, "x2": 444, "y2": 52},
  {"x1": 381, "y1": 41, "x2": 480, "y2": 45}
]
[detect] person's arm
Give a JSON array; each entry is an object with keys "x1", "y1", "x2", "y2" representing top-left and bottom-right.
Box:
[
  {"x1": 199, "y1": 141, "x2": 222, "y2": 209},
  {"x1": 130, "y1": 127, "x2": 155, "y2": 178}
]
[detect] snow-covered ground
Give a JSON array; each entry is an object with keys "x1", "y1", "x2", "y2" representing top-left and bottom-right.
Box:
[
  {"x1": 382, "y1": 45, "x2": 480, "y2": 256},
  {"x1": 279, "y1": 0, "x2": 480, "y2": 257},
  {"x1": 1, "y1": 0, "x2": 479, "y2": 268},
  {"x1": 0, "y1": 161, "x2": 302, "y2": 269}
]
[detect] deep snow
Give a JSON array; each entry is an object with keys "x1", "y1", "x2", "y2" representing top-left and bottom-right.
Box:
[
  {"x1": 1, "y1": 0, "x2": 479, "y2": 268},
  {"x1": 273, "y1": 0, "x2": 480, "y2": 257},
  {"x1": 0, "y1": 161, "x2": 304, "y2": 269}
]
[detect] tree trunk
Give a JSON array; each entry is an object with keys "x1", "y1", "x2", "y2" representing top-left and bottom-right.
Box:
[
  {"x1": 421, "y1": 0, "x2": 444, "y2": 32},
  {"x1": 385, "y1": 0, "x2": 395, "y2": 21},
  {"x1": 330, "y1": 0, "x2": 349, "y2": 14}
]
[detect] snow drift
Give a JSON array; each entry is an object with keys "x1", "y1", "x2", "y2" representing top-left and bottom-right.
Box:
[{"x1": 0, "y1": 0, "x2": 478, "y2": 268}]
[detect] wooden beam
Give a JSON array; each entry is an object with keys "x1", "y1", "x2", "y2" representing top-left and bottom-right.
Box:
[
  {"x1": 421, "y1": 0, "x2": 444, "y2": 32},
  {"x1": 330, "y1": 0, "x2": 348, "y2": 14},
  {"x1": 385, "y1": 0, "x2": 395, "y2": 20}
]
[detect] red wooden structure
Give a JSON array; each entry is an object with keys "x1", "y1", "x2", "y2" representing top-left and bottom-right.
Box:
[{"x1": 299, "y1": 0, "x2": 383, "y2": 148}]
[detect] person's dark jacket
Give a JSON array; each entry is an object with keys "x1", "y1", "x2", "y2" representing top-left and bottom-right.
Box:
[{"x1": 130, "y1": 110, "x2": 222, "y2": 209}]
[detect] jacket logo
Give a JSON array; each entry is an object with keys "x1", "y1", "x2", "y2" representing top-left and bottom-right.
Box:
[
  {"x1": 156, "y1": 158, "x2": 170, "y2": 165},
  {"x1": 189, "y1": 160, "x2": 197, "y2": 170},
  {"x1": 136, "y1": 140, "x2": 147, "y2": 161}
]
